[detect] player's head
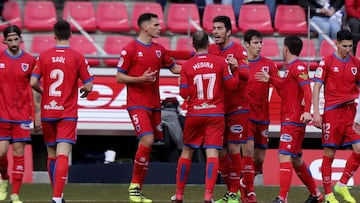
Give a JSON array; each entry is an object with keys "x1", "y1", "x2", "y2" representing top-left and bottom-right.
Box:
[
  {"x1": 3, "y1": 25, "x2": 22, "y2": 55},
  {"x1": 212, "y1": 16, "x2": 231, "y2": 46},
  {"x1": 138, "y1": 13, "x2": 161, "y2": 38},
  {"x1": 283, "y1": 36, "x2": 302, "y2": 57},
  {"x1": 336, "y1": 29, "x2": 353, "y2": 58},
  {"x1": 53, "y1": 20, "x2": 71, "y2": 41},
  {"x1": 244, "y1": 29, "x2": 263, "y2": 58},
  {"x1": 192, "y1": 31, "x2": 209, "y2": 51}
]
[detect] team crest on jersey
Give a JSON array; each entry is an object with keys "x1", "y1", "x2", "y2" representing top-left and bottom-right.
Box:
[
  {"x1": 21, "y1": 63, "x2": 29, "y2": 72},
  {"x1": 155, "y1": 50, "x2": 161, "y2": 58},
  {"x1": 351, "y1": 67, "x2": 357, "y2": 75},
  {"x1": 0, "y1": 63, "x2": 4, "y2": 69},
  {"x1": 261, "y1": 66, "x2": 269, "y2": 73}
]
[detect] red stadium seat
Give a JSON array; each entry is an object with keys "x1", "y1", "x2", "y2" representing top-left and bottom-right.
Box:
[
  {"x1": 238, "y1": 4, "x2": 274, "y2": 34},
  {"x1": 63, "y1": 1, "x2": 97, "y2": 32},
  {"x1": 319, "y1": 40, "x2": 337, "y2": 59},
  {"x1": 24, "y1": 1, "x2": 57, "y2": 31},
  {"x1": 300, "y1": 38, "x2": 317, "y2": 70},
  {"x1": 153, "y1": 37, "x2": 171, "y2": 50},
  {"x1": 261, "y1": 37, "x2": 283, "y2": 68},
  {"x1": 167, "y1": 3, "x2": 200, "y2": 34},
  {"x1": 132, "y1": 2, "x2": 166, "y2": 32},
  {"x1": 0, "y1": 1, "x2": 22, "y2": 31},
  {"x1": 96, "y1": 2, "x2": 131, "y2": 33},
  {"x1": 103, "y1": 36, "x2": 133, "y2": 67},
  {"x1": 70, "y1": 35, "x2": 100, "y2": 66},
  {"x1": 175, "y1": 36, "x2": 193, "y2": 64},
  {"x1": 30, "y1": 35, "x2": 56, "y2": 55},
  {"x1": 202, "y1": 4, "x2": 237, "y2": 33},
  {"x1": 274, "y1": 5, "x2": 307, "y2": 35}
]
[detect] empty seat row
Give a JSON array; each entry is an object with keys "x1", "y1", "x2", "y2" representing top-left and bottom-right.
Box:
[{"x1": 1, "y1": 1, "x2": 308, "y2": 35}]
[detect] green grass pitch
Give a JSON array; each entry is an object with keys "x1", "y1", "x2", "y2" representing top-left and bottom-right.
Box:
[{"x1": 8, "y1": 184, "x2": 360, "y2": 202}]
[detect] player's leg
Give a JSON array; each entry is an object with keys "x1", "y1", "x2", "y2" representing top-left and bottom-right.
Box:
[
  {"x1": 205, "y1": 148, "x2": 220, "y2": 202},
  {"x1": 0, "y1": 123, "x2": 11, "y2": 200},
  {"x1": 253, "y1": 123, "x2": 269, "y2": 178},
  {"x1": 175, "y1": 146, "x2": 195, "y2": 202},
  {"x1": 322, "y1": 147, "x2": 338, "y2": 203}
]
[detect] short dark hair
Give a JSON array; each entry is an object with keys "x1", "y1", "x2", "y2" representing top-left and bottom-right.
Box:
[
  {"x1": 337, "y1": 29, "x2": 353, "y2": 42},
  {"x1": 3, "y1": 25, "x2": 21, "y2": 39},
  {"x1": 54, "y1": 20, "x2": 71, "y2": 40},
  {"x1": 137, "y1": 13, "x2": 158, "y2": 28},
  {"x1": 192, "y1": 31, "x2": 209, "y2": 51},
  {"x1": 244, "y1": 29, "x2": 263, "y2": 44},
  {"x1": 284, "y1": 36, "x2": 302, "y2": 56},
  {"x1": 213, "y1": 15, "x2": 232, "y2": 32}
]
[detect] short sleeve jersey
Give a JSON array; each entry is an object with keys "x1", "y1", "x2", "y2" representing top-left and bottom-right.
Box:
[
  {"x1": 0, "y1": 50, "x2": 36, "y2": 123},
  {"x1": 313, "y1": 53, "x2": 360, "y2": 110},
  {"x1": 117, "y1": 40, "x2": 175, "y2": 109},
  {"x1": 180, "y1": 53, "x2": 233, "y2": 115},
  {"x1": 247, "y1": 56, "x2": 279, "y2": 122},
  {"x1": 281, "y1": 59, "x2": 311, "y2": 123},
  {"x1": 208, "y1": 41, "x2": 250, "y2": 114},
  {"x1": 32, "y1": 46, "x2": 94, "y2": 119}
]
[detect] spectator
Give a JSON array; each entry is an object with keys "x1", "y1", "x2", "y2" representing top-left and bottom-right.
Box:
[
  {"x1": 298, "y1": 0, "x2": 344, "y2": 44},
  {"x1": 345, "y1": 0, "x2": 360, "y2": 55}
]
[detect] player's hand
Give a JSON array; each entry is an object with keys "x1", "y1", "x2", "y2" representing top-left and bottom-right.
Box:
[
  {"x1": 226, "y1": 56, "x2": 238, "y2": 71},
  {"x1": 34, "y1": 112, "x2": 42, "y2": 133},
  {"x1": 142, "y1": 68, "x2": 158, "y2": 82},
  {"x1": 312, "y1": 113, "x2": 322, "y2": 129},
  {"x1": 300, "y1": 112, "x2": 312, "y2": 123},
  {"x1": 255, "y1": 71, "x2": 270, "y2": 82},
  {"x1": 353, "y1": 122, "x2": 360, "y2": 135},
  {"x1": 80, "y1": 87, "x2": 90, "y2": 98}
]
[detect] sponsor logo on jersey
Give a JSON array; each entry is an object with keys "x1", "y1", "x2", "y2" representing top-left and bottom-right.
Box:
[
  {"x1": 299, "y1": 72, "x2": 308, "y2": 80},
  {"x1": 297, "y1": 65, "x2": 305, "y2": 70},
  {"x1": 333, "y1": 67, "x2": 339, "y2": 72},
  {"x1": 20, "y1": 123, "x2": 30, "y2": 130},
  {"x1": 117, "y1": 57, "x2": 124, "y2": 67},
  {"x1": 138, "y1": 52, "x2": 143, "y2": 57},
  {"x1": 319, "y1": 60, "x2": 325, "y2": 66},
  {"x1": 0, "y1": 63, "x2": 4, "y2": 69},
  {"x1": 44, "y1": 100, "x2": 64, "y2": 110},
  {"x1": 155, "y1": 50, "x2": 161, "y2": 58},
  {"x1": 261, "y1": 129, "x2": 269, "y2": 137},
  {"x1": 120, "y1": 50, "x2": 127, "y2": 56},
  {"x1": 351, "y1": 67, "x2": 357, "y2": 75},
  {"x1": 21, "y1": 63, "x2": 29, "y2": 72},
  {"x1": 280, "y1": 133, "x2": 292, "y2": 142},
  {"x1": 230, "y1": 125, "x2": 243, "y2": 133},
  {"x1": 314, "y1": 67, "x2": 323, "y2": 78},
  {"x1": 193, "y1": 102, "x2": 216, "y2": 110}
]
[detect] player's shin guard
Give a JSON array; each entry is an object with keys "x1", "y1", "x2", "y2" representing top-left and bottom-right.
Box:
[
  {"x1": 176, "y1": 157, "x2": 191, "y2": 200},
  {"x1": 242, "y1": 156, "x2": 255, "y2": 194},
  {"x1": 131, "y1": 144, "x2": 151, "y2": 185},
  {"x1": 294, "y1": 162, "x2": 318, "y2": 196},
  {"x1": 204, "y1": 157, "x2": 218, "y2": 201},
  {"x1": 53, "y1": 155, "x2": 69, "y2": 198},
  {"x1": 47, "y1": 157, "x2": 56, "y2": 188},
  {"x1": 321, "y1": 156, "x2": 334, "y2": 195},
  {"x1": 11, "y1": 155, "x2": 24, "y2": 195},
  {"x1": 228, "y1": 153, "x2": 241, "y2": 193},
  {"x1": 339, "y1": 152, "x2": 360, "y2": 185},
  {"x1": 279, "y1": 162, "x2": 292, "y2": 201}
]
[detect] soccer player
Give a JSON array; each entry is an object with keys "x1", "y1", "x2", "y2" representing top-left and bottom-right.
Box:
[
  {"x1": 30, "y1": 20, "x2": 94, "y2": 203},
  {"x1": 256, "y1": 36, "x2": 323, "y2": 203},
  {"x1": 244, "y1": 29, "x2": 280, "y2": 184},
  {"x1": 0, "y1": 25, "x2": 37, "y2": 203},
  {"x1": 174, "y1": 30, "x2": 239, "y2": 203},
  {"x1": 116, "y1": 13, "x2": 181, "y2": 203},
  {"x1": 210, "y1": 16, "x2": 253, "y2": 203},
  {"x1": 313, "y1": 29, "x2": 360, "y2": 203}
]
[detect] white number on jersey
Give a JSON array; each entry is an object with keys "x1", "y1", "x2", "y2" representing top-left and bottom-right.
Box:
[
  {"x1": 49, "y1": 69, "x2": 64, "y2": 97},
  {"x1": 193, "y1": 73, "x2": 216, "y2": 100}
]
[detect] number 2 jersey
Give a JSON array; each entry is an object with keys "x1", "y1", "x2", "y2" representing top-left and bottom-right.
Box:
[
  {"x1": 32, "y1": 46, "x2": 94, "y2": 120},
  {"x1": 0, "y1": 50, "x2": 36, "y2": 123}
]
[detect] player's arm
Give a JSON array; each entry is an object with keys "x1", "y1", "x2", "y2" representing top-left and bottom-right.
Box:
[
  {"x1": 116, "y1": 68, "x2": 158, "y2": 84},
  {"x1": 30, "y1": 76, "x2": 43, "y2": 94},
  {"x1": 169, "y1": 64, "x2": 181, "y2": 74},
  {"x1": 224, "y1": 68, "x2": 239, "y2": 91},
  {"x1": 80, "y1": 81, "x2": 93, "y2": 98},
  {"x1": 300, "y1": 82, "x2": 312, "y2": 123},
  {"x1": 32, "y1": 89, "x2": 42, "y2": 132},
  {"x1": 179, "y1": 70, "x2": 190, "y2": 99},
  {"x1": 166, "y1": 49, "x2": 193, "y2": 60},
  {"x1": 312, "y1": 81, "x2": 323, "y2": 128}
]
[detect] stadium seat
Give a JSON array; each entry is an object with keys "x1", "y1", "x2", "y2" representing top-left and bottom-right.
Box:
[
  {"x1": 96, "y1": 2, "x2": 131, "y2": 33},
  {"x1": 0, "y1": 1, "x2": 22, "y2": 31},
  {"x1": 261, "y1": 37, "x2": 283, "y2": 68},
  {"x1": 103, "y1": 36, "x2": 133, "y2": 67},
  {"x1": 132, "y1": 2, "x2": 166, "y2": 32},
  {"x1": 175, "y1": 36, "x2": 193, "y2": 64},
  {"x1": 300, "y1": 38, "x2": 317, "y2": 70},
  {"x1": 153, "y1": 37, "x2": 171, "y2": 50},
  {"x1": 167, "y1": 3, "x2": 200, "y2": 34},
  {"x1": 238, "y1": 4, "x2": 274, "y2": 34},
  {"x1": 70, "y1": 35, "x2": 100, "y2": 66},
  {"x1": 30, "y1": 35, "x2": 56, "y2": 55},
  {"x1": 202, "y1": 4, "x2": 237, "y2": 33},
  {"x1": 274, "y1": 5, "x2": 307, "y2": 35},
  {"x1": 24, "y1": 1, "x2": 57, "y2": 31},
  {"x1": 319, "y1": 40, "x2": 337, "y2": 59},
  {"x1": 63, "y1": 1, "x2": 97, "y2": 32}
]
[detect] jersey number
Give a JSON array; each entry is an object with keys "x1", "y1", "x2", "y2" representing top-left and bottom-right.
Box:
[
  {"x1": 193, "y1": 73, "x2": 216, "y2": 100},
  {"x1": 49, "y1": 69, "x2": 64, "y2": 97}
]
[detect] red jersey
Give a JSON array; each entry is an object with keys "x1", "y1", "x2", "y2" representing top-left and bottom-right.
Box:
[
  {"x1": 117, "y1": 40, "x2": 175, "y2": 109},
  {"x1": 0, "y1": 50, "x2": 36, "y2": 123},
  {"x1": 32, "y1": 46, "x2": 94, "y2": 119},
  {"x1": 180, "y1": 53, "x2": 238, "y2": 115},
  {"x1": 313, "y1": 53, "x2": 360, "y2": 110},
  {"x1": 280, "y1": 59, "x2": 312, "y2": 123},
  {"x1": 208, "y1": 41, "x2": 250, "y2": 114},
  {"x1": 247, "y1": 56, "x2": 280, "y2": 122}
]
